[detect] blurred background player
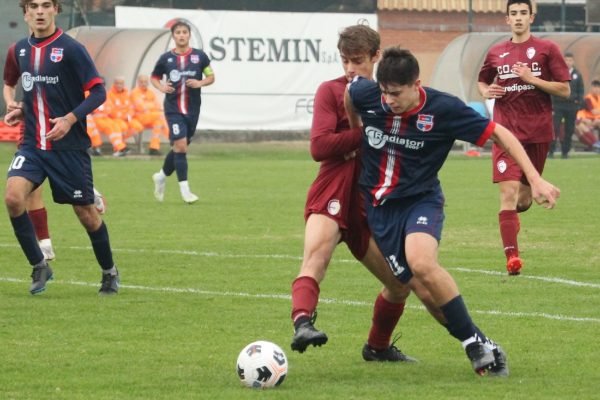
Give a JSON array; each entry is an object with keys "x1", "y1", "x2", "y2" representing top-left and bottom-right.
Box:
[
  {"x1": 107, "y1": 76, "x2": 143, "y2": 149},
  {"x1": 291, "y1": 24, "x2": 444, "y2": 361},
  {"x1": 550, "y1": 52, "x2": 584, "y2": 159},
  {"x1": 151, "y1": 20, "x2": 215, "y2": 204},
  {"x1": 477, "y1": 0, "x2": 570, "y2": 275},
  {"x1": 131, "y1": 74, "x2": 169, "y2": 156},
  {"x1": 4, "y1": 0, "x2": 119, "y2": 295}
]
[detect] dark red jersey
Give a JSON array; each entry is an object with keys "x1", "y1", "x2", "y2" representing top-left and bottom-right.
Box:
[{"x1": 478, "y1": 35, "x2": 570, "y2": 143}]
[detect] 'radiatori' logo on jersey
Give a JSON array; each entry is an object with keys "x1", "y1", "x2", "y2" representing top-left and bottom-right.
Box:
[
  {"x1": 365, "y1": 125, "x2": 425, "y2": 150},
  {"x1": 21, "y1": 72, "x2": 59, "y2": 92},
  {"x1": 169, "y1": 69, "x2": 197, "y2": 83}
]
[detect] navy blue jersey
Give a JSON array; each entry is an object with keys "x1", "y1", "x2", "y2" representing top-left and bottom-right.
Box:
[
  {"x1": 348, "y1": 77, "x2": 495, "y2": 205},
  {"x1": 151, "y1": 48, "x2": 211, "y2": 116},
  {"x1": 6, "y1": 29, "x2": 103, "y2": 151}
]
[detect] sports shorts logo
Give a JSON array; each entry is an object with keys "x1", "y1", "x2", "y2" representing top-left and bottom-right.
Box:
[
  {"x1": 327, "y1": 199, "x2": 341, "y2": 216},
  {"x1": 497, "y1": 160, "x2": 507, "y2": 173}
]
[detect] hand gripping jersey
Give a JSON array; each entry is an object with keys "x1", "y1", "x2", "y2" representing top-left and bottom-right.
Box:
[
  {"x1": 151, "y1": 48, "x2": 211, "y2": 116},
  {"x1": 4, "y1": 29, "x2": 103, "y2": 151},
  {"x1": 348, "y1": 77, "x2": 494, "y2": 206},
  {"x1": 478, "y1": 35, "x2": 570, "y2": 144}
]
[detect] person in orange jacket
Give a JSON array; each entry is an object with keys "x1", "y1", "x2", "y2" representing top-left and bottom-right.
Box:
[
  {"x1": 131, "y1": 74, "x2": 169, "y2": 155},
  {"x1": 106, "y1": 76, "x2": 143, "y2": 143}
]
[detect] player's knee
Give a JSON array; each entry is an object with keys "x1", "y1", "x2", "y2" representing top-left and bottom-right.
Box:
[
  {"x1": 382, "y1": 283, "x2": 410, "y2": 303},
  {"x1": 4, "y1": 190, "x2": 26, "y2": 215}
]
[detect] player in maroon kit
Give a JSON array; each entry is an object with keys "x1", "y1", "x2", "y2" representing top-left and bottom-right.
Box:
[
  {"x1": 478, "y1": 0, "x2": 570, "y2": 275},
  {"x1": 290, "y1": 24, "x2": 444, "y2": 361}
]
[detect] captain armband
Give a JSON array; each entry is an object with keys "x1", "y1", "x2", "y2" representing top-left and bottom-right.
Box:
[{"x1": 203, "y1": 66, "x2": 214, "y2": 76}]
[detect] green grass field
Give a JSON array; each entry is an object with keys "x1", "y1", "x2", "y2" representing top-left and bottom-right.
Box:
[{"x1": 0, "y1": 141, "x2": 599, "y2": 399}]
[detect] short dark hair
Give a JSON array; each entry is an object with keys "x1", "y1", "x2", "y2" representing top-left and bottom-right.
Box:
[
  {"x1": 19, "y1": 0, "x2": 62, "y2": 13},
  {"x1": 564, "y1": 52, "x2": 574, "y2": 58},
  {"x1": 591, "y1": 80, "x2": 600, "y2": 87},
  {"x1": 337, "y1": 24, "x2": 380, "y2": 58},
  {"x1": 170, "y1": 20, "x2": 191, "y2": 34},
  {"x1": 506, "y1": 0, "x2": 532, "y2": 15},
  {"x1": 376, "y1": 47, "x2": 420, "y2": 87}
]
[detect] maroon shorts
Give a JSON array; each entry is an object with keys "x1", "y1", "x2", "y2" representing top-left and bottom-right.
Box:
[
  {"x1": 492, "y1": 142, "x2": 550, "y2": 185},
  {"x1": 304, "y1": 160, "x2": 370, "y2": 260}
]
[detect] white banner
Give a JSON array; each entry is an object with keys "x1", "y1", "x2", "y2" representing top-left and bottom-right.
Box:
[{"x1": 115, "y1": 7, "x2": 376, "y2": 130}]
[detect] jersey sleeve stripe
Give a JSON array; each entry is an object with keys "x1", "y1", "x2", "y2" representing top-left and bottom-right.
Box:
[{"x1": 475, "y1": 120, "x2": 495, "y2": 147}]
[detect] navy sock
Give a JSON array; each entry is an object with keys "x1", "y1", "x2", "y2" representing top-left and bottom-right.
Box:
[
  {"x1": 174, "y1": 152, "x2": 188, "y2": 182},
  {"x1": 10, "y1": 212, "x2": 44, "y2": 266},
  {"x1": 440, "y1": 295, "x2": 485, "y2": 342},
  {"x1": 162, "y1": 150, "x2": 175, "y2": 176},
  {"x1": 87, "y1": 221, "x2": 114, "y2": 271}
]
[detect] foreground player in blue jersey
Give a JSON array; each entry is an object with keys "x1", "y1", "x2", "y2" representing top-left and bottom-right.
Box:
[
  {"x1": 346, "y1": 47, "x2": 561, "y2": 376},
  {"x1": 151, "y1": 20, "x2": 215, "y2": 204},
  {"x1": 4, "y1": 0, "x2": 119, "y2": 295}
]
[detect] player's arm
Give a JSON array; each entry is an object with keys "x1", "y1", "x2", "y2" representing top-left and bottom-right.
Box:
[
  {"x1": 47, "y1": 82, "x2": 106, "y2": 141},
  {"x1": 309, "y1": 83, "x2": 361, "y2": 162},
  {"x1": 478, "y1": 81, "x2": 506, "y2": 100},
  {"x1": 151, "y1": 75, "x2": 175, "y2": 94},
  {"x1": 186, "y1": 66, "x2": 215, "y2": 89},
  {"x1": 491, "y1": 123, "x2": 560, "y2": 208},
  {"x1": 510, "y1": 61, "x2": 570, "y2": 98}
]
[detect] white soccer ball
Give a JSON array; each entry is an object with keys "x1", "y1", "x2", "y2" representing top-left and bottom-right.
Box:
[{"x1": 236, "y1": 340, "x2": 288, "y2": 389}]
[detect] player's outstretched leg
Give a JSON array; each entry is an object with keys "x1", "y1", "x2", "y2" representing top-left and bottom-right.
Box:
[{"x1": 152, "y1": 170, "x2": 167, "y2": 202}]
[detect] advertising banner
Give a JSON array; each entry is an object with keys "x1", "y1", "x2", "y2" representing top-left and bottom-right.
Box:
[{"x1": 116, "y1": 7, "x2": 376, "y2": 130}]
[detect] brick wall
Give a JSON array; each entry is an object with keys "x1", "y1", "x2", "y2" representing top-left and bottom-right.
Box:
[{"x1": 378, "y1": 10, "x2": 509, "y2": 84}]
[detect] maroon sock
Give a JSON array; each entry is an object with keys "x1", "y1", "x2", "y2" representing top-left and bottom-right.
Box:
[
  {"x1": 291, "y1": 276, "x2": 319, "y2": 323},
  {"x1": 28, "y1": 208, "x2": 50, "y2": 241},
  {"x1": 367, "y1": 293, "x2": 405, "y2": 350},
  {"x1": 499, "y1": 210, "x2": 519, "y2": 260}
]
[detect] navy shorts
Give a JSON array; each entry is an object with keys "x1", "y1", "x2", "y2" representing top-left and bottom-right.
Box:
[
  {"x1": 365, "y1": 187, "x2": 445, "y2": 283},
  {"x1": 7, "y1": 147, "x2": 95, "y2": 205},
  {"x1": 166, "y1": 112, "x2": 200, "y2": 145}
]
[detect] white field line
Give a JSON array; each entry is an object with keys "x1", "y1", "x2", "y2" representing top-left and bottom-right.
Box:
[
  {"x1": 1, "y1": 243, "x2": 599, "y2": 324},
  {"x1": 1, "y1": 277, "x2": 599, "y2": 324},
  {"x1": 2, "y1": 243, "x2": 597, "y2": 289}
]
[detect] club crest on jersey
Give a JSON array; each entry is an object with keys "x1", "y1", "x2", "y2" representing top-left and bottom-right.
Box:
[
  {"x1": 191, "y1": 54, "x2": 200, "y2": 64},
  {"x1": 50, "y1": 48, "x2": 63, "y2": 63},
  {"x1": 416, "y1": 114, "x2": 434, "y2": 132},
  {"x1": 526, "y1": 47, "x2": 536, "y2": 60}
]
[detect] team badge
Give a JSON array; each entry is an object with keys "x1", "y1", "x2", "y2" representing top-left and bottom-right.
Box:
[
  {"x1": 50, "y1": 48, "x2": 63, "y2": 62},
  {"x1": 416, "y1": 114, "x2": 434, "y2": 132},
  {"x1": 327, "y1": 199, "x2": 341, "y2": 216},
  {"x1": 526, "y1": 47, "x2": 536, "y2": 60},
  {"x1": 191, "y1": 54, "x2": 200, "y2": 64},
  {"x1": 497, "y1": 160, "x2": 507, "y2": 174}
]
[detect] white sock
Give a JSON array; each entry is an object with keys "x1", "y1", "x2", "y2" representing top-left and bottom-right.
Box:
[
  {"x1": 179, "y1": 180, "x2": 191, "y2": 194},
  {"x1": 156, "y1": 169, "x2": 167, "y2": 180},
  {"x1": 103, "y1": 266, "x2": 118, "y2": 275}
]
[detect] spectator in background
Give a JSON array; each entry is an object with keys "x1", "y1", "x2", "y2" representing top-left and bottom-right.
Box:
[
  {"x1": 575, "y1": 79, "x2": 600, "y2": 152},
  {"x1": 106, "y1": 76, "x2": 143, "y2": 147},
  {"x1": 131, "y1": 74, "x2": 169, "y2": 156},
  {"x1": 550, "y1": 53, "x2": 584, "y2": 159},
  {"x1": 87, "y1": 100, "x2": 129, "y2": 157}
]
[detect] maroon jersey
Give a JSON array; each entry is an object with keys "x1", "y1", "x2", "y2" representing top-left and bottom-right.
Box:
[
  {"x1": 478, "y1": 35, "x2": 570, "y2": 143},
  {"x1": 304, "y1": 76, "x2": 368, "y2": 259}
]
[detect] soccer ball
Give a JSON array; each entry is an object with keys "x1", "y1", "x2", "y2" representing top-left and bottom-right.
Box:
[{"x1": 236, "y1": 340, "x2": 288, "y2": 389}]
